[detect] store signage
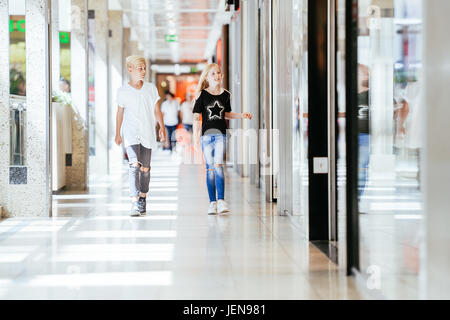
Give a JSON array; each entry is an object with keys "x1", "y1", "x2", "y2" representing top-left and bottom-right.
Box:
[
  {"x1": 9, "y1": 19, "x2": 25, "y2": 32},
  {"x1": 165, "y1": 34, "x2": 178, "y2": 42},
  {"x1": 10, "y1": 19, "x2": 70, "y2": 44},
  {"x1": 59, "y1": 32, "x2": 70, "y2": 44}
]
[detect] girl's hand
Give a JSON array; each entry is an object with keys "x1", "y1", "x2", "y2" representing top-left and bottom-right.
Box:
[{"x1": 243, "y1": 112, "x2": 252, "y2": 120}]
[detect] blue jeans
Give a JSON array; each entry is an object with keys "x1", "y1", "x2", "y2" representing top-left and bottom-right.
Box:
[
  {"x1": 183, "y1": 124, "x2": 193, "y2": 133},
  {"x1": 165, "y1": 125, "x2": 177, "y2": 151},
  {"x1": 358, "y1": 133, "x2": 370, "y2": 198},
  {"x1": 201, "y1": 134, "x2": 226, "y2": 202}
]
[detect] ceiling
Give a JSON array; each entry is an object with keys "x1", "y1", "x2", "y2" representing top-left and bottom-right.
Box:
[{"x1": 118, "y1": 0, "x2": 231, "y2": 64}]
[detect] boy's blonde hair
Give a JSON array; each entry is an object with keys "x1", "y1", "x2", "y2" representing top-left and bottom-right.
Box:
[
  {"x1": 126, "y1": 55, "x2": 146, "y2": 69},
  {"x1": 195, "y1": 63, "x2": 221, "y2": 97}
]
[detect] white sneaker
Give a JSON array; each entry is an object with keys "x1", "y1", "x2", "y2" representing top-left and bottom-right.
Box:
[
  {"x1": 208, "y1": 202, "x2": 217, "y2": 215},
  {"x1": 217, "y1": 200, "x2": 230, "y2": 214}
]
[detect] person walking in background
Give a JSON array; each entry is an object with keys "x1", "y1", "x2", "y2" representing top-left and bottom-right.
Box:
[
  {"x1": 161, "y1": 91, "x2": 180, "y2": 153},
  {"x1": 180, "y1": 92, "x2": 194, "y2": 133},
  {"x1": 357, "y1": 63, "x2": 370, "y2": 204},
  {"x1": 193, "y1": 63, "x2": 253, "y2": 215},
  {"x1": 115, "y1": 55, "x2": 166, "y2": 217}
]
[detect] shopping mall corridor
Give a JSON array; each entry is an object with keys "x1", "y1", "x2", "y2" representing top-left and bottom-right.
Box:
[{"x1": 0, "y1": 148, "x2": 362, "y2": 299}]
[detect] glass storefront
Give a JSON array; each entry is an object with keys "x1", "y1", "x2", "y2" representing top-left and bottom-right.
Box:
[
  {"x1": 59, "y1": 31, "x2": 71, "y2": 89},
  {"x1": 336, "y1": 0, "x2": 348, "y2": 266},
  {"x1": 356, "y1": 0, "x2": 424, "y2": 297},
  {"x1": 88, "y1": 16, "x2": 96, "y2": 156},
  {"x1": 292, "y1": 0, "x2": 309, "y2": 219},
  {"x1": 9, "y1": 1, "x2": 26, "y2": 166}
]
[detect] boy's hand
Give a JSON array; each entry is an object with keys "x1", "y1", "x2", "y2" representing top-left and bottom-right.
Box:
[
  {"x1": 243, "y1": 112, "x2": 252, "y2": 120},
  {"x1": 159, "y1": 127, "x2": 166, "y2": 142},
  {"x1": 115, "y1": 135, "x2": 122, "y2": 146}
]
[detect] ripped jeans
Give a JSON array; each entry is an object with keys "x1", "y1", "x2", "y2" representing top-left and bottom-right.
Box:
[
  {"x1": 201, "y1": 134, "x2": 226, "y2": 202},
  {"x1": 125, "y1": 144, "x2": 152, "y2": 197}
]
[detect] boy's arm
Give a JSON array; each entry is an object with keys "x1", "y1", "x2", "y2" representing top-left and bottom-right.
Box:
[
  {"x1": 115, "y1": 106, "x2": 124, "y2": 145},
  {"x1": 154, "y1": 99, "x2": 166, "y2": 142}
]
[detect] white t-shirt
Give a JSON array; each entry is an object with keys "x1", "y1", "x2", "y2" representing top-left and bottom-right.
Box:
[
  {"x1": 181, "y1": 101, "x2": 194, "y2": 125},
  {"x1": 116, "y1": 82, "x2": 161, "y2": 149},
  {"x1": 161, "y1": 100, "x2": 180, "y2": 126}
]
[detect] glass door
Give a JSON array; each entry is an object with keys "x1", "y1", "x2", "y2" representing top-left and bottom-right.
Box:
[
  {"x1": 292, "y1": 0, "x2": 309, "y2": 220},
  {"x1": 355, "y1": 0, "x2": 424, "y2": 298}
]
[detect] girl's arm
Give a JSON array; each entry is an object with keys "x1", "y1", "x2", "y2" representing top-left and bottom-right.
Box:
[
  {"x1": 225, "y1": 112, "x2": 252, "y2": 120},
  {"x1": 193, "y1": 113, "x2": 202, "y2": 150}
]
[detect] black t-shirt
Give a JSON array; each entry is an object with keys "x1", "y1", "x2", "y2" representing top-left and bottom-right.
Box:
[
  {"x1": 357, "y1": 90, "x2": 369, "y2": 134},
  {"x1": 193, "y1": 89, "x2": 232, "y2": 135}
]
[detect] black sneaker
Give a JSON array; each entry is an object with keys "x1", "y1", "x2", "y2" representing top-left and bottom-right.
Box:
[
  {"x1": 130, "y1": 201, "x2": 140, "y2": 217},
  {"x1": 138, "y1": 197, "x2": 147, "y2": 215}
]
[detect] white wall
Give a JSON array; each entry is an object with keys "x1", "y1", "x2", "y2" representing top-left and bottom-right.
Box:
[{"x1": 423, "y1": 0, "x2": 450, "y2": 300}]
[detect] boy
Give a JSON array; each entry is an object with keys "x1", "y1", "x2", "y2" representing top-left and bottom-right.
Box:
[
  {"x1": 160, "y1": 91, "x2": 180, "y2": 153},
  {"x1": 115, "y1": 55, "x2": 166, "y2": 216}
]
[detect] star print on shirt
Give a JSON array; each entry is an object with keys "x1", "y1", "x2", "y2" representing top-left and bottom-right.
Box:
[{"x1": 207, "y1": 101, "x2": 225, "y2": 120}]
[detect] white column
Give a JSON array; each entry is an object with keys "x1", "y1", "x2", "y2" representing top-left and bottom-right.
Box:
[
  {"x1": 89, "y1": 0, "x2": 109, "y2": 175},
  {"x1": 67, "y1": 0, "x2": 88, "y2": 190},
  {"x1": 108, "y1": 10, "x2": 122, "y2": 170},
  {"x1": 13, "y1": 0, "x2": 51, "y2": 217},
  {"x1": 0, "y1": 0, "x2": 10, "y2": 217},
  {"x1": 130, "y1": 40, "x2": 138, "y2": 55},
  {"x1": 423, "y1": 0, "x2": 450, "y2": 300},
  {"x1": 273, "y1": 0, "x2": 293, "y2": 214},
  {"x1": 242, "y1": 0, "x2": 259, "y2": 184},
  {"x1": 368, "y1": 0, "x2": 396, "y2": 186},
  {"x1": 122, "y1": 27, "x2": 130, "y2": 84}
]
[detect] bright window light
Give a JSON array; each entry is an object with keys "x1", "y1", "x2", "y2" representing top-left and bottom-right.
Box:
[
  {"x1": 149, "y1": 181, "x2": 178, "y2": 187},
  {"x1": 0, "y1": 253, "x2": 29, "y2": 263},
  {"x1": 52, "y1": 244, "x2": 174, "y2": 262},
  {"x1": 73, "y1": 230, "x2": 176, "y2": 238},
  {"x1": 26, "y1": 271, "x2": 172, "y2": 287},
  {"x1": 394, "y1": 215, "x2": 423, "y2": 220},
  {"x1": 148, "y1": 188, "x2": 178, "y2": 193},
  {"x1": 87, "y1": 216, "x2": 177, "y2": 221},
  {"x1": 369, "y1": 202, "x2": 422, "y2": 211},
  {"x1": 53, "y1": 194, "x2": 108, "y2": 200},
  {"x1": 119, "y1": 196, "x2": 178, "y2": 201},
  {"x1": 56, "y1": 203, "x2": 177, "y2": 211},
  {"x1": 17, "y1": 226, "x2": 64, "y2": 232}
]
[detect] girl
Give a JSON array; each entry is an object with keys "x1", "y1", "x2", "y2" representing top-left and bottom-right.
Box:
[{"x1": 193, "y1": 64, "x2": 252, "y2": 215}]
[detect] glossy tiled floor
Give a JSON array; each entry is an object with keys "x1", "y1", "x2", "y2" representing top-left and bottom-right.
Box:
[{"x1": 0, "y1": 148, "x2": 364, "y2": 300}]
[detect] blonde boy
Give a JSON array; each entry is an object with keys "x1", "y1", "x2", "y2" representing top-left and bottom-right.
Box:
[{"x1": 115, "y1": 55, "x2": 166, "y2": 216}]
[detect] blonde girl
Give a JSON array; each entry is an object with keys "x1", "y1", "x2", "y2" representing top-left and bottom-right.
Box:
[{"x1": 193, "y1": 63, "x2": 252, "y2": 215}]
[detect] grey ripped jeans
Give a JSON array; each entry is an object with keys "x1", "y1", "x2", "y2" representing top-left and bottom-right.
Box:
[{"x1": 126, "y1": 144, "x2": 152, "y2": 197}]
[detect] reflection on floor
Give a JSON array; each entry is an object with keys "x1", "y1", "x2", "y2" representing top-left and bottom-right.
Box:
[
  {"x1": 358, "y1": 160, "x2": 423, "y2": 300},
  {"x1": 0, "y1": 148, "x2": 365, "y2": 299},
  {"x1": 334, "y1": 123, "x2": 423, "y2": 299}
]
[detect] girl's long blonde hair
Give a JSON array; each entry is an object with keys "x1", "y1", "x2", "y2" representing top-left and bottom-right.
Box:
[{"x1": 195, "y1": 63, "x2": 221, "y2": 99}]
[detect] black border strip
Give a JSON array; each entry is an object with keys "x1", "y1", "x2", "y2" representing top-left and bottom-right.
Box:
[{"x1": 345, "y1": 0, "x2": 360, "y2": 275}]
